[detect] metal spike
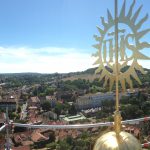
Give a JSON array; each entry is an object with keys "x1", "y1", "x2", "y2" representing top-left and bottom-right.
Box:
[
  {"x1": 136, "y1": 50, "x2": 150, "y2": 59},
  {"x1": 99, "y1": 70, "x2": 106, "y2": 81},
  {"x1": 120, "y1": 78, "x2": 126, "y2": 92},
  {"x1": 131, "y1": 68, "x2": 141, "y2": 84},
  {"x1": 92, "y1": 44, "x2": 100, "y2": 49},
  {"x1": 107, "y1": 9, "x2": 113, "y2": 23},
  {"x1": 136, "y1": 29, "x2": 150, "y2": 40},
  {"x1": 131, "y1": 5, "x2": 143, "y2": 23},
  {"x1": 103, "y1": 76, "x2": 109, "y2": 87},
  {"x1": 101, "y1": 17, "x2": 108, "y2": 28},
  {"x1": 93, "y1": 59, "x2": 100, "y2": 65},
  {"x1": 127, "y1": 0, "x2": 135, "y2": 19},
  {"x1": 106, "y1": 62, "x2": 113, "y2": 69},
  {"x1": 120, "y1": 61, "x2": 128, "y2": 69},
  {"x1": 126, "y1": 77, "x2": 133, "y2": 90},
  {"x1": 136, "y1": 14, "x2": 148, "y2": 30},
  {"x1": 119, "y1": 0, "x2": 126, "y2": 19},
  {"x1": 134, "y1": 62, "x2": 146, "y2": 74},
  {"x1": 96, "y1": 26, "x2": 104, "y2": 35},
  {"x1": 137, "y1": 43, "x2": 150, "y2": 52},
  {"x1": 95, "y1": 66, "x2": 103, "y2": 74},
  {"x1": 93, "y1": 35, "x2": 101, "y2": 41},
  {"x1": 92, "y1": 51, "x2": 99, "y2": 57},
  {"x1": 109, "y1": 78, "x2": 115, "y2": 91}
]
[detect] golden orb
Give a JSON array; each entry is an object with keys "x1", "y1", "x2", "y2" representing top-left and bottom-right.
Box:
[{"x1": 93, "y1": 131, "x2": 142, "y2": 150}]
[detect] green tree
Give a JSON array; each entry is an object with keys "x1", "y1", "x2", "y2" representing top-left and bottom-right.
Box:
[
  {"x1": 41, "y1": 101, "x2": 51, "y2": 111},
  {"x1": 45, "y1": 87, "x2": 55, "y2": 95},
  {"x1": 75, "y1": 138, "x2": 90, "y2": 150},
  {"x1": 17, "y1": 106, "x2": 21, "y2": 113},
  {"x1": 46, "y1": 142, "x2": 57, "y2": 150},
  {"x1": 57, "y1": 140, "x2": 72, "y2": 150},
  {"x1": 66, "y1": 136, "x2": 73, "y2": 145},
  {"x1": 54, "y1": 103, "x2": 64, "y2": 116},
  {"x1": 68, "y1": 104, "x2": 77, "y2": 115},
  {"x1": 141, "y1": 101, "x2": 150, "y2": 115},
  {"x1": 121, "y1": 104, "x2": 143, "y2": 119}
]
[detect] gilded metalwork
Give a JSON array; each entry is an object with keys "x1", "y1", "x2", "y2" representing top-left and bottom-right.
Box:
[
  {"x1": 93, "y1": 0, "x2": 149, "y2": 149},
  {"x1": 93, "y1": 0, "x2": 150, "y2": 91},
  {"x1": 93, "y1": 131, "x2": 142, "y2": 150},
  {"x1": 114, "y1": 111, "x2": 122, "y2": 137}
]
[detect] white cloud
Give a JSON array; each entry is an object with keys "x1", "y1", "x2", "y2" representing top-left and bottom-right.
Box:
[
  {"x1": 138, "y1": 60, "x2": 150, "y2": 70},
  {"x1": 0, "y1": 46, "x2": 95, "y2": 73},
  {"x1": 0, "y1": 46, "x2": 149, "y2": 73}
]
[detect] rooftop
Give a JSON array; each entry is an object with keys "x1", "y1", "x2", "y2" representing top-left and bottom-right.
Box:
[{"x1": 62, "y1": 114, "x2": 86, "y2": 122}]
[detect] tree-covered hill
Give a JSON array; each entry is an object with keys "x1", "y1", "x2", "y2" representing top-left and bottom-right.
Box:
[{"x1": 0, "y1": 66, "x2": 149, "y2": 88}]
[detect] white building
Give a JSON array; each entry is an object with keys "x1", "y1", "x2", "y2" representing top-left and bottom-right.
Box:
[
  {"x1": 76, "y1": 92, "x2": 115, "y2": 110},
  {"x1": 62, "y1": 114, "x2": 86, "y2": 123}
]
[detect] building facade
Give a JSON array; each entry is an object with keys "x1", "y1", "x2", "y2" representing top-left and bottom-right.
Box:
[
  {"x1": 0, "y1": 96, "x2": 16, "y2": 111},
  {"x1": 76, "y1": 92, "x2": 115, "y2": 110}
]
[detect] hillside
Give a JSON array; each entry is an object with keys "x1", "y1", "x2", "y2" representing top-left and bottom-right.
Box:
[
  {"x1": 0, "y1": 67, "x2": 149, "y2": 87},
  {"x1": 62, "y1": 66, "x2": 150, "y2": 83}
]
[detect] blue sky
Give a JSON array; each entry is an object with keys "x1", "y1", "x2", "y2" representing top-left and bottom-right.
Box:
[{"x1": 0, "y1": 0, "x2": 149, "y2": 73}]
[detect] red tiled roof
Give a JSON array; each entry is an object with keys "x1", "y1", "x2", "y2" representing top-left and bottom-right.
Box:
[
  {"x1": 31, "y1": 131, "x2": 49, "y2": 142},
  {"x1": 0, "y1": 138, "x2": 5, "y2": 149},
  {"x1": 30, "y1": 97, "x2": 40, "y2": 103},
  {"x1": 21, "y1": 140, "x2": 33, "y2": 146}
]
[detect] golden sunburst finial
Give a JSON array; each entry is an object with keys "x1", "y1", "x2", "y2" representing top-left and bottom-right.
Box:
[
  {"x1": 93, "y1": 0, "x2": 149, "y2": 149},
  {"x1": 93, "y1": 0, "x2": 150, "y2": 92}
]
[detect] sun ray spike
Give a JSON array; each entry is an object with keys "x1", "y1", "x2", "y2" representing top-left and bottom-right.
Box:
[
  {"x1": 134, "y1": 63, "x2": 146, "y2": 74},
  {"x1": 120, "y1": 78, "x2": 126, "y2": 92},
  {"x1": 92, "y1": 44, "x2": 101, "y2": 50},
  {"x1": 137, "y1": 42, "x2": 150, "y2": 52},
  {"x1": 106, "y1": 62, "x2": 113, "y2": 69},
  {"x1": 95, "y1": 66, "x2": 103, "y2": 74},
  {"x1": 103, "y1": 76, "x2": 109, "y2": 87},
  {"x1": 131, "y1": 69, "x2": 141, "y2": 84},
  {"x1": 93, "y1": 35, "x2": 101, "y2": 41},
  {"x1": 92, "y1": 51, "x2": 99, "y2": 57},
  {"x1": 107, "y1": 9, "x2": 113, "y2": 23},
  {"x1": 127, "y1": 0, "x2": 135, "y2": 19},
  {"x1": 99, "y1": 70, "x2": 106, "y2": 81},
  {"x1": 100, "y1": 17, "x2": 108, "y2": 28},
  {"x1": 135, "y1": 14, "x2": 148, "y2": 30},
  {"x1": 96, "y1": 26, "x2": 104, "y2": 35},
  {"x1": 126, "y1": 77, "x2": 133, "y2": 90},
  {"x1": 136, "y1": 29, "x2": 150, "y2": 40},
  {"x1": 93, "y1": 59, "x2": 100, "y2": 65},
  {"x1": 119, "y1": 0, "x2": 126, "y2": 19},
  {"x1": 109, "y1": 78, "x2": 115, "y2": 91},
  {"x1": 131, "y1": 5, "x2": 143, "y2": 23},
  {"x1": 120, "y1": 61, "x2": 128, "y2": 69}
]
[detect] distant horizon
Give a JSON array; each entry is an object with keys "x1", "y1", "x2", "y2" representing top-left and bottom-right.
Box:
[
  {"x1": 0, "y1": 64, "x2": 150, "y2": 74},
  {"x1": 0, "y1": 65, "x2": 96, "y2": 74}
]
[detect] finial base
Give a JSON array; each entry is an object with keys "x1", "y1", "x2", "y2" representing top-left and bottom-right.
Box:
[{"x1": 93, "y1": 131, "x2": 142, "y2": 150}]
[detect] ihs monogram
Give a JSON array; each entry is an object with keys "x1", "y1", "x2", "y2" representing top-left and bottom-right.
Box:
[{"x1": 93, "y1": 0, "x2": 150, "y2": 91}]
